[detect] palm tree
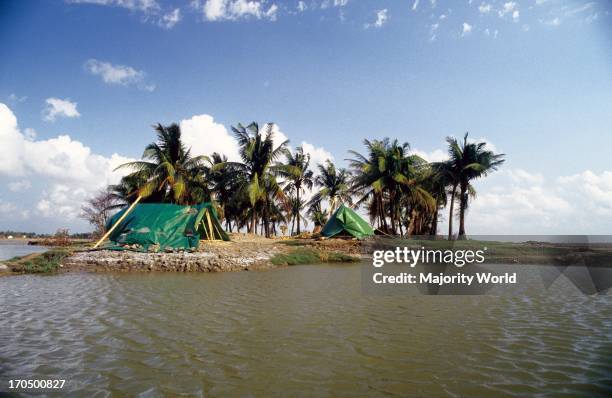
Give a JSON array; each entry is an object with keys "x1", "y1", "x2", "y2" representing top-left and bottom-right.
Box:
[
  {"x1": 445, "y1": 133, "x2": 505, "y2": 239},
  {"x1": 230, "y1": 122, "x2": 289, "y2": 235},
  {"x1": 348, "y1": 138, "x2": 434, "y2": 234},
  {"x1": 307, "y1": 201, "x2": 329, "y2": 232},
  {"x1": 309, "y1": 160, "x2": 352, "y2": 215},
  {"x1": 274, "y1": 146, "x2": 314, "y2": 234},
  {"x1": 115, "y1": 123, "x2": 210, "y2": 204}
]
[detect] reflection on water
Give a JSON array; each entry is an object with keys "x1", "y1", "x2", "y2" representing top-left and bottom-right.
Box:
[
  {"x1": 0, "y1": 241, "x2": 47, "y2": 261},
  {"x1": 1, "y1": 263, "x2": 611, "y2": 397}
]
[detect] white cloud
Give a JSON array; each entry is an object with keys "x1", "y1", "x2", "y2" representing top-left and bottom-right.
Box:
[
  {"x1": 429, "y1": 0, "x2": 436, "y2": 8},
  {"x1": 478, "y1": 3, "x2": 491, "y2": 14},
  {"x1": 512, "y1": 10, "x2": 520, "y2": 22},
  {"x1": 0, "y1": 103, "x2": 132, "y2": 221},
  {"x1": 196, "y1": 0, "x2": 279, "y2": 21},
  {"x1": 84, "y1": 59, "x2": 154, "y2": 91},
  {"x1": 364, "y1": 9, "x2": 388, "y2": 29},
  {"x1": 297, "y1": 1, "x2": 307, "y2": 12},
  {"x1": 68, "y1": 0, "x2": 183, "y2": 28},
  {"x1": 507, "y1": 169, "x2": 544, "y2": 185},
  {"x1": 300, "y1": 141, "x2": 333, "y2": 167},
  {"x1": 461, "y1": 22, "x2": 472, "y2": 36},
  {"x1": 180, "y1": 116, "x2": 332, "y2": 175},
  {"x1": 411, "y1": 148, "x2": 447, "y2": 163},
  {"x1": 333, "y1": 0, "x2": 348, "y2": 6},
  {"x1": 498, "y1": 1, "x2": 517, "y2": 18},
  {"x1": 66, "y1": 0, "x2": 160, "y2": 13},
  {"x1": 8, "y1": 179, "x2": 31, "y2": 192},
  {"x1": 446, "y1": 168, "x2": 612, "y2": 234},
  {"x1": 180, "y1": 114, "x2": 241, "y2": 161},
  {"x1": 412, "y1": 0, "x2": 419, "y2": 11},
  {"x1": 158, "y1": 8, "x2": 181, "y2": 28},
  {"x1": 42, "y1": 98, "x2": 80, "y2": 122}
]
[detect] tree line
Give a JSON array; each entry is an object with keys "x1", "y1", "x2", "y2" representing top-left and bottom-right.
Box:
[{"x1": 82, "y1": 122, "x2": 504, "y2": 240}]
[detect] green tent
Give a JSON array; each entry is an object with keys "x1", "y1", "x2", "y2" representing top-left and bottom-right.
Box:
[
  {"x1": 321, "y1": 205, "x2": 375, "y2": 239},
  {"x1": 105, "y1": 202, "x2": 229, "y2": 252}
]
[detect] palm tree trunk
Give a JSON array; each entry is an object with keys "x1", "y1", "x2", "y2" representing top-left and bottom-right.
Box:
[
  {"x1": 250, "y1": 210, "x2": 256, "y2": 234},
  {"x1": 458, "y1": 182, "x2": 467, "y2": 239},
  {"x1": 448, "y1": 183, "x2": 457, "y2": 240},
  {"x1": 430, "y1": 207, "x2": 438, "y2": 236},
  {"x1": 291, "y1": 214, "x2": 295, "y2": 236},
  {"x1": 296, "y1": 190, "x2": 301, "y2": 235}
]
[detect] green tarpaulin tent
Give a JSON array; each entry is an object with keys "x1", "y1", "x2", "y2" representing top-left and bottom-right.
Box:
[
  {"x1": 321, "y1": 205, "x2": 375, "y2": 239},
  {"x1": 105, "y1": 202, "x2": 229, "y2": 252}
]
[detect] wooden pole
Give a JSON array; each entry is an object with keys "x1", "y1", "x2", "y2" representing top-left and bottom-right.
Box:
[
  {"x1": 93, "y1": 195, "x2": 142, "y2": 248},
  {"x1": 205, "y1": 210, "x2": 215, "y2": 241},
  {"x1": 202, "y1": 220, "x2": 211, "y2": 241}
]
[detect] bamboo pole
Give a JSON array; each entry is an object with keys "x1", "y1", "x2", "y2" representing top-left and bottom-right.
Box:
[
  {"x1": 93, "y1": 195, "x2": 142, "y2": 248},
  {"x1": 205, "y1": 210, "x2": 215, "y2": 241},
  {"x1": 202, "y1": 220, "x2": 211, "y2": 241},
  {"x1": 211, "y1": 215, "x2": 224, "y2": 241}
]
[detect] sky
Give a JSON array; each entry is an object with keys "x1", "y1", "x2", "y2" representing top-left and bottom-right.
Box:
[{"x1": 1, "y1": 0, "x2": 611, "y2": 234}]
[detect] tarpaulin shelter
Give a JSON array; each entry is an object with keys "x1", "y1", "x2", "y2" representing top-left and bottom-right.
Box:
[
  {"x1": 104, "y1": 202, "x2": 229, "y2": 252},
  {"x1": 321, "y1": 205, "x2": 374, "y2": 239}
]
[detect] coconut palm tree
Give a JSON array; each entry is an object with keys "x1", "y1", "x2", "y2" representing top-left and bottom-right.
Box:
[
  {"x1": 115, "y1": 123, "x2": 210, "y2": 205},
  {"x1": 445, "y1": 133, "x2": 505, "y2": 239},
  {"x1": 348, "y1": 138, "x2": 434, "y2": 234},
  {"x1": 274, "y1": 146, "x2": 314, "y2": 234},
  {"x1": 230, "y1": 122, "x2": 289, "y2": 235},
  {"x1": 307, "y1": 201, "x2": 329, "y2": 233},
  {"x1": 309, "y1": 160, "x2": 352, "y2": 215}
]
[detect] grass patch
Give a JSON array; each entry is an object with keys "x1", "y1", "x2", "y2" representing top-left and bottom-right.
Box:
[
  {"x1": 271, "y1": 248, "x2": 359, "y2": 266},
  {"x1": 277, "y1": 240, "x2": 310, "y2": 247},
  {"x1": 8, "y1": 249, "x2": 71, "y2": 274}
]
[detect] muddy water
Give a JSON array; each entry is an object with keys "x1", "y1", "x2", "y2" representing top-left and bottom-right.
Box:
[{"x1": 1, "y1": 263, "x2": 611, "y2": 397}]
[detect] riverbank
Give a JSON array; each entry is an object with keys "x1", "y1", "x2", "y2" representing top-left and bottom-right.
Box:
[
  {"x1": 3, "y1": 235, "x2": 612, "y2": 276},
  {"x1": 1, "y1": 234, "x2": 363, "y2": 275}
]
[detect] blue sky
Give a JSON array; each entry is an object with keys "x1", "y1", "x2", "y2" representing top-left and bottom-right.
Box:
[{"x1": 1, "y1": 0, "x2": 611, "y2": 234}]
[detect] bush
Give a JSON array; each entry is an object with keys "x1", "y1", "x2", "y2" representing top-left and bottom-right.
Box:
[{"x1": 19, "y1": 249, "x2": 70, "y2": 274}]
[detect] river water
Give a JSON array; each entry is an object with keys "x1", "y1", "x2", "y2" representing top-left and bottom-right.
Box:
[
  {"x1": 0, "y1": 241, "x2": 47, "y2": 261},
  {"x1": 1, "y1": 263, "x2": 611, "y2": 397}
]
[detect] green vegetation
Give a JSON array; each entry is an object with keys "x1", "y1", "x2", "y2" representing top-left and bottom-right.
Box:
[
  {"x1": 271, "y1": 248, "x2": 359, "y2": 266},
  {"x1": 96, "y1": 122, "x2": 504, "y2": 241},
  {"x1": 8, "y1": 249, "x2": 71, "y2": 274}
]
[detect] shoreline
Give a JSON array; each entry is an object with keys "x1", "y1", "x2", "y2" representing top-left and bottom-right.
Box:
[{"x1": 2, "y1": 236, "x2": 612, "y2": 276}]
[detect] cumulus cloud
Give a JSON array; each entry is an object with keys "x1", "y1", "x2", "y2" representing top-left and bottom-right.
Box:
[
  {"x1": 411, "y1": 148, "x2": 447, "y2": 162},
  {"x1": 84, "y1": 59, "x2": 155, "y2": 91},
  {"x1": 194, "y1": 0, "x2": 279, "y2": 21},
  {"x1": 456, "y1": 168, "x2": 612, "y2": 234},
  {"x1": 300, "y1": 141, "x2": 333, "y2": 167},
  {"x1": 0, "y1": 103, "x2": 132, "y2": 222},
  {"x1": 42, "y1": 98, "x2": 80, "y2": 122},
  {"x1": 364, "y1": 9, "x2": 388, "y2": 29},
  {"x1": 461, "y1": 22, "x2": 472, "y2": 36},
  {"x1": 412, "y1": 0, "x2": 419, "y2": 11},
  {"x1": 180, "y1": 114, "x2": 241, "y2": 161}
]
